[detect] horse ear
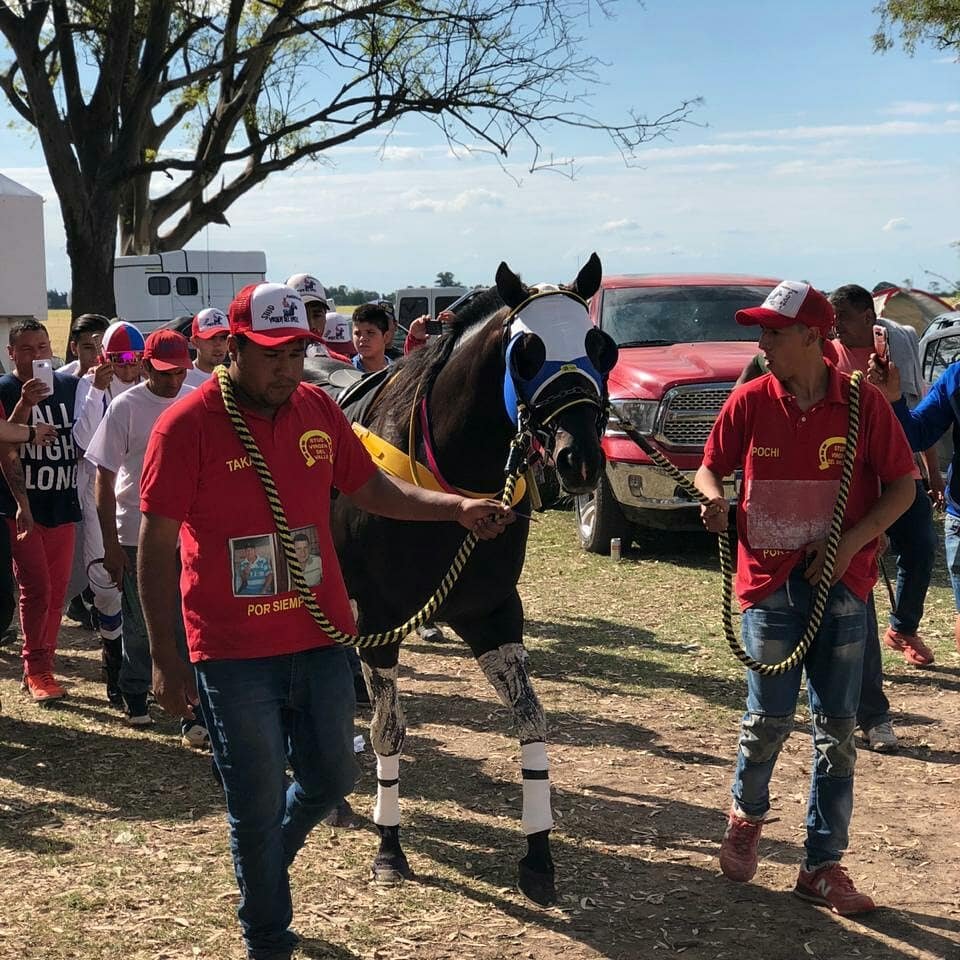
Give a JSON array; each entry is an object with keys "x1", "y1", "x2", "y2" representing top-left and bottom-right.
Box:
[
  {"x1": 570, "y1": 253, "x2": 602, "y2": 301},
  {"x1": 585, "y1": 328, "x2": 618, "y2": 375},
  {"x1": 496, "y1": 262, "x2": 528, "y2": 309},
  {"x1": 509, "y1": 333, "x2": 546, "y2": 381}
]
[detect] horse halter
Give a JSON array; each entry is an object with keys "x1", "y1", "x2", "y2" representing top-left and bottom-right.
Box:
[{"x1": 500, "y1": 289, "x2": 611, "y2": 447}]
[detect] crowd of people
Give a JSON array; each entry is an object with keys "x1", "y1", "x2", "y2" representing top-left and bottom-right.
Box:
[{"x1": 0, "y1": 274, "x2": 958, "y2": 957}]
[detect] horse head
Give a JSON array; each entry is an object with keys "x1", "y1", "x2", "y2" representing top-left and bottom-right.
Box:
[{"x1": 497, "y1": 253, "x2": 618, "y2": 495}]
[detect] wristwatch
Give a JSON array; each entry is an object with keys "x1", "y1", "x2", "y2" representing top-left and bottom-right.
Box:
[{"x1": 26, "y1": 424, "x2": 36, "y2": 443}]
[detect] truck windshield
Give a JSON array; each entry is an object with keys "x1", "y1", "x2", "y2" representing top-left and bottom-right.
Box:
[{"x1": 600, "y1": 285, "x2": 776, "y2": 346}]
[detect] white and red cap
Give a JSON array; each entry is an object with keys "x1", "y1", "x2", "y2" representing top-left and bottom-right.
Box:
[
  {"x1": 192, "y1": 307, "x2": 229, "y2": 340},
  {"x1": 736, "y1": 281, "x2": 835, "y2": 335},
  {"x1": 228, "y1": 282, "x2": 320, "y2": 346},
  {"x1": 323, "y1": 311, "x2": 353, "y2": 345},
  {"x1": 285, "y1": 273, "x2": 328, "y2": 305}
]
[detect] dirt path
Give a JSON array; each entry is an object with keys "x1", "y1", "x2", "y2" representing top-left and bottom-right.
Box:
[{"x1": 1, "y1": 618, "x2": 957, "y2": 960}]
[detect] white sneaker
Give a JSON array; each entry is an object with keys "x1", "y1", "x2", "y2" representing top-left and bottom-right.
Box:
[
  {"x1": 181, "y1": 722, "x2": 210, "y2": 750},
  {"x1": 864, "y1": 721, "x2": 898, "y2": 752}
]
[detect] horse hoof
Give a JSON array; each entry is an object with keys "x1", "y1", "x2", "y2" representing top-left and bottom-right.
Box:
[
  {"x1": 372, "y1": 853, "x2": 414, "y2": 885},
  {"x1": 322, "y1": 799, "x2": 362, "y2": 830},
  {"x1": 518, "y1": 858, "x2": 556, "y2": 906}
]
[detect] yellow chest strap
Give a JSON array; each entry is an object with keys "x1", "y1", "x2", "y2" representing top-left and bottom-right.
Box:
[{"x1": 352, "y1": 422, "x2": 527, "y2": 506}]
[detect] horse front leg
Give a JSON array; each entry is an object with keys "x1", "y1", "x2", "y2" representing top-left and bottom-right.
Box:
[
  {"x1": 361, "y1": 655, "x2": 413, "y2": 884},
  {"x1": 476, "y1": 641, "x2": 556, "y2": 906}
]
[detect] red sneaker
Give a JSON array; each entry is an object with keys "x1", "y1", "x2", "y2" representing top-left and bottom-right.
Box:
[
  {"x1": 794, "y1": 863, "x2": 876, "y2": 915},
  {"x1": 719, "y1": 808, "x2": 766, "y2": 882},
  {"x1": 22, "y1": 672, "x2": 66, "y2": 703},
  {"x1": 883, "y1": 628, "x2": 935, "y2": 666}
]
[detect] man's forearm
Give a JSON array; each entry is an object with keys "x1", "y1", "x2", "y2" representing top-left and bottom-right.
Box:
[
  {"x1": 694, "y1": 465, "x2": 726, "y2": 502},
  {"x1": 349, "y1": 470, "x2": 465, "y2": 522},
  {"x1": 0, "y1": 445, "x2": 30, "y2": 512},
  {"x1": 138, "y1": 514, "x2": 182, "y2": 663},
  {"x1": 94, "y1": 467, "x2": 121, "y2": 549},
  {"x1": 842, "y1": 475, "x2": 916, "y2": 554}
]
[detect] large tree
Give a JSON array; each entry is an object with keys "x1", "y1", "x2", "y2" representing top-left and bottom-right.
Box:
[
  {"x1": 0, "y1": 1, "x2": 696, "y2": 315},
  {"x1": 873, "y1": 0, "x2": 960, "y2": 54}
]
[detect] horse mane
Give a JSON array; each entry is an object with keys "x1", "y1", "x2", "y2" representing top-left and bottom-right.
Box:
[{"x1": 379, "y1": 285, "x2": 509, "y2": 415}]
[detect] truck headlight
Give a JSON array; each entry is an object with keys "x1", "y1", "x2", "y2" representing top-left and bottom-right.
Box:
[{"x1": 608, "y1": 399, "x2": 659, "y2": 437}]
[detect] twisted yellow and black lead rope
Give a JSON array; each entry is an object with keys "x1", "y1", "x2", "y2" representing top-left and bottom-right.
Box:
[
  {"x1": 216, "y1": 366, "x2": 523, "y2": 649},
  {"x1": 619, "y1": 370, "x2": 862, "y2": 676}
]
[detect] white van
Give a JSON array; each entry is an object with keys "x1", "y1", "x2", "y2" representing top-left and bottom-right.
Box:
[
  {"x1": 393, "y1": 286, "x2": 468, "y2": 330},
  {"x1": 114, "y1": 250, "x2": 267, "y2": 331}
]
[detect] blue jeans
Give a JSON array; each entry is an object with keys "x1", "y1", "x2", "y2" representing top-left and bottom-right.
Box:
[
  {"x1": 885, "y1": 480, "x2": 935, "y2": 635},
  {"x1": 944, "y1": 514, "x2": 960, "y2": 610},
  {"x1": 195, "y1": 645, "x2": 356, "y2": 960},
  {"x1": 856, "y1": 595, "x2": 890, "y2": 731},
  {"x1": 733, "y1": 574, "x2": 865, "y2": 866}
]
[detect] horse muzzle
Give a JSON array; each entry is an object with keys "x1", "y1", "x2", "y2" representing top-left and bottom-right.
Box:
[{"x1": 552, "y1": 441, "x2": 605, "y2": 495}]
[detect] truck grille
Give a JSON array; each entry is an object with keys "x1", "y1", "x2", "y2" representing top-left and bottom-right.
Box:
[{"x1": 655, "y1": 384, "x2": 734, "y2": 450}]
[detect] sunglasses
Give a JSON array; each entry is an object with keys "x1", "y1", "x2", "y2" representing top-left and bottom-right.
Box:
[{"x1": 104, "y1": 351, "x2": 143, "y2": 365}]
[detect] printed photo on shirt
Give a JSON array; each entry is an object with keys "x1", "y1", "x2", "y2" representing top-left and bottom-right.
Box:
[
  {"x1": 231, "y1": 535, "x2": 278, "y2": 597},
  {"x1": 290, "y1": 525, "x2": 323, "y2": 587}
]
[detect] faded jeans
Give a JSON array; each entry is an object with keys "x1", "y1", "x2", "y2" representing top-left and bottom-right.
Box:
[
  {"x1": 733, "y1": 573, "x2": 865, "y2": 866},
  {"x1": 196, "y1": 646, "x2": 356, "y2": 960}
]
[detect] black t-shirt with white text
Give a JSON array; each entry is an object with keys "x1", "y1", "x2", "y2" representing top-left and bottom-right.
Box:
[{"x1": 0, "y1": 372, "x2": 82, "y2": 526}]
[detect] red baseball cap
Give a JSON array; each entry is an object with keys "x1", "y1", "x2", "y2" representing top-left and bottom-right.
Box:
[
  {"x1": 736, "y1": 281, "x2": 835, "y2": 335},
  {"x1": 192, "y1": 307, "x2": 230, "y2": 340},
  {"x1": 143, "y1": 330, "x2": 192, "y2": 371},
  {"x1": 228, "y1": 282, "x2": 320, "y2": 346}
]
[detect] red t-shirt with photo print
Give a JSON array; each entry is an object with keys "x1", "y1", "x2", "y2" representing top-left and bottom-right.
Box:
[
  {"x1": 140, "y1": 376, "x2": 377, "y2": 661},
  {"x1": 703, "y1": 361, "x2": 916, "y2": 609}
]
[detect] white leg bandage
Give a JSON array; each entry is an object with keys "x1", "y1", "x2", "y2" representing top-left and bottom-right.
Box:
[
  {"x1": 373, "y1": 753, "x2": 401, "y2": 827},
  {"x1": 521, "y1": 741, "x2": 554, "y2": 835}
]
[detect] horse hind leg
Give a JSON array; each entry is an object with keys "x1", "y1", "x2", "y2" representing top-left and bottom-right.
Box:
[
  {"x1": 362, "y1": 659, "x2": 413, "y2": 884},
  {"x1": 476, "y1": 641, "x2": 556, "y2": 906}
]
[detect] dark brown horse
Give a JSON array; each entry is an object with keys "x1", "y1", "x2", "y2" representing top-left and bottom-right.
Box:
[{"x1": 331, "y1": 255, "x2": 616, "y2": 904}]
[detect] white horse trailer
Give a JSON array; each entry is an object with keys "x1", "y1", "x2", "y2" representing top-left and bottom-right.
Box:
[{"x1": 114, "y1": 250, "x2": 267, "y2": 332}]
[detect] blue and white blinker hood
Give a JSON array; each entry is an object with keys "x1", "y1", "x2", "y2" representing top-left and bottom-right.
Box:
[{"x1": 502, "y1": 290, "x2": 605, "y2": 427}]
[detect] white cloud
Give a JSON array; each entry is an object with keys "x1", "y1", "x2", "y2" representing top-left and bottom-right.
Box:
[
  {"x1": 403, "y1": 187, "x2": 504, "y2": 213},
  {"x1": 882, "y1": 217, "x2": 910, "y2": 232},
  {"x1": 600, "y1": 218, "x2": 641, "y2": 232},
  {"x1": 719, "y1": 119, "x2": 960, "y2": 141},
  {"x1": 884, "y1": 100, "x2": 960, "y2": 116}
]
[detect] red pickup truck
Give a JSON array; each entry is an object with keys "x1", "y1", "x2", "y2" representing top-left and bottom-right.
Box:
[{"x1": 575, "y1": 273, "x2": 781, "y2": 553}]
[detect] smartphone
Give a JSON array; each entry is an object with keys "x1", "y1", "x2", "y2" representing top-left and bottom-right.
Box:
[
  {"x1": 424, "y1": 319, "x2": 444, "y2": 336},
  {"x1": 32, "y1": 358, "x2": 54, "y2": 393},
  {"x1": 872, "y1": 324, "x2": 889, "y2": 362}
]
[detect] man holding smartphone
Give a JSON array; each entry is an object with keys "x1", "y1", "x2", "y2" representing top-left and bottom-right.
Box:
[{"x1": 0, "y1": 319, "x2": 82, "y2": 702}]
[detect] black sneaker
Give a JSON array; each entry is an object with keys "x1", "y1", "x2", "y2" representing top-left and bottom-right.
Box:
[
  {"x1": 65, "y1": 594, "x2": 93, "y2": 631},
  {"x1": 123, "y1": 693, "x2": 153, "y2": 727}
]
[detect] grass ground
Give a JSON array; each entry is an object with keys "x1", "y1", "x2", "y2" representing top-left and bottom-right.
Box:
[{"x1": 1, "y1": 511, "x2": 958, "y2": 959}]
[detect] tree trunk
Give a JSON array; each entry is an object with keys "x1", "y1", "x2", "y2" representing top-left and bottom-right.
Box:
[{"x1": 62, "y1": 196, "x2": 121, "y2": 318}]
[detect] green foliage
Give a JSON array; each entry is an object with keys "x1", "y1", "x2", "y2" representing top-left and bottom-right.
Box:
[
  {"x1": 435, "y1": 271, "x2": 461, "y2": 287},
  {"x1": 325, "y1": 284, "x2": 391, "y2": 305},
  {"x1": 873, "y1": 0, "x2": 960, "y2": 53}
]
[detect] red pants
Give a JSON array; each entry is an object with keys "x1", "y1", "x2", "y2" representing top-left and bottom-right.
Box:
[{"x1": 8, "y1": 520, "x2": 76, "y2": 675}]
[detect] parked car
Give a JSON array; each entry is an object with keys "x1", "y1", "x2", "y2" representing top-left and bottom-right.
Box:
[{"x1": 574, "y1": 273, "x2": 780, "y2": 553}]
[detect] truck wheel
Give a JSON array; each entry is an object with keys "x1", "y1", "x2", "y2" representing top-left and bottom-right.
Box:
[{"x1": 575, "y1": 473, "x2": 632, "y2": 554}]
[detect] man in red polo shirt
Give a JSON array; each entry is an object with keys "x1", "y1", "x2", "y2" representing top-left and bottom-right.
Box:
[
  {"x1": 695, "y1": 281, "x2": 915, "y2": 916},
  {"x1": 137, "y1": 281, "x2": 512, "y2": 960}
]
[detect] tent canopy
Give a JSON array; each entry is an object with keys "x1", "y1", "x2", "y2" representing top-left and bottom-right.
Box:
[{"x1": 873, "y1": 285, "x2": 954, "y2": 336}]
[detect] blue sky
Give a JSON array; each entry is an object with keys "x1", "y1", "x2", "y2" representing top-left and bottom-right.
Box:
[{"x1": 1, "y1": 0, "x2": 957, "y2": 296}]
